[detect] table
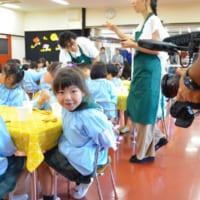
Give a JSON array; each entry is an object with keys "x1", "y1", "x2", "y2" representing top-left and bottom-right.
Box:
[
  {"x1": 117, "y1": 81, "x2": 129, "y2": 126},
  {"x1": 117, "y1": 80, "x2": 130, "y2": 110},
  {"x1": 0, "y1": 106, "x2": 62, "y2": 173}
]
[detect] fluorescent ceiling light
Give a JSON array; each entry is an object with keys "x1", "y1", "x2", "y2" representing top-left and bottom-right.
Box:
[
  {"x1": 51, "y1": 0, "x2": 69, "y2": 5},
  {"x1": 2, "y1": 3, "x2": 20, "y2": 9}
]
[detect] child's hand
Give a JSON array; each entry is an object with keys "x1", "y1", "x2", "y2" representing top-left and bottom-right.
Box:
[
  {"x1": 37, "y1": 90, "x2": 51, "y2": 106},
  {"x1": 40, "y1": 90, "x2": 51, "y2": 101}
]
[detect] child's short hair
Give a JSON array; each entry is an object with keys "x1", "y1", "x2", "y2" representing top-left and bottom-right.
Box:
[
  {"x1": 52, "y1": 67, "x2": 90, "y2": 97},
  {"x1": 6, "y1": 58, "x2": 21, "y2": 66},
  {"x1": 77, "y1": 62, "x2": 92, "y2": 70},
  {"x1": 106, "y1": 63, "x2": 119, "y2": 77},
  {"x1": 47, "y1": 62, "x2": 62, "y2": 76},
  {"x1": 3, "y1": 63, "x2": 24, "y2": 85},
  {"x1": 90, "y1": 61, "x2": 107, "y2": 79}
]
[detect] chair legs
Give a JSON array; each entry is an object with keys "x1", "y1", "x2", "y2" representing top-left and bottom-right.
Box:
[
  {"x1": 95, "y1": 162, "x2": 118, "y2": 200},
  {"x1": 52, "y1": 171, "x2": 71, "y2": 198},
  {"x1": 161, "y1": 117, "x2": 168, "y2": 138},
  {"x1": 8, "y1": 171, "x2": 37, "y2": 200},
  {"x1": 31, "y1": 171, "x2": 37, "y2": 200},
  {"x1": 52, "y1": 170, "x2": 58, "y2": 200},
  {"x1": 94, "y1": 175, "x2": 104, "y2": 200},
  {"x1": 108, "y1": 163, "x2": 118, "y2": 197}
]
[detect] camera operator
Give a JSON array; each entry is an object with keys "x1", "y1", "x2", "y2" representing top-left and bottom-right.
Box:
[{"x1": 176, "y1": 49, "x2": 200, "y2": 103}]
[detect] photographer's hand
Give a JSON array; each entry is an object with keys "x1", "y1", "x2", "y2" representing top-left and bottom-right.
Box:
[{"x1": 176, "y1": 66, "x2": 200, "y2": 103}]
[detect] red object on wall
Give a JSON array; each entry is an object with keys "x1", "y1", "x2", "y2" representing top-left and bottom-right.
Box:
[{"x1": 0, "y1": 34, "x2": 12, "y2": 66}]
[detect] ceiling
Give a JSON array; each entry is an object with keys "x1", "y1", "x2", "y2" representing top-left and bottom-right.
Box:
[{"x1": 0, "y1": 0, "x2": 196, "y2": 12}]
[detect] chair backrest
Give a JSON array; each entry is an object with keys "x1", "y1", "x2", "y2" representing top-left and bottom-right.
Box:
[
  {"x1": 93, "y1": 144, "x2": 117, "y2": 200},
  {"x1": 96, "y1": 101, "x2": 118, "y2": 124},
  {"x1": 21, "y1": 80, "x2": 37, "y2": 100}
]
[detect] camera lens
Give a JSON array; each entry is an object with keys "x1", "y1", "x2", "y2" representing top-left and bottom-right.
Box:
[{"x1": 161, "y1": 74, "x2": 180, "y2": 98}]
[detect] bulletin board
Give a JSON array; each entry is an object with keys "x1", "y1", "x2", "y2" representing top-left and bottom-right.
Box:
[{"x1": 25, "y1": 29, "x2": 90, "y2": 62}]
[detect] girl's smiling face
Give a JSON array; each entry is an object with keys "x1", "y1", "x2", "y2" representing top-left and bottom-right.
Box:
[{"x1": 55, "y1": 85, "x2": 85, "y2": 111}]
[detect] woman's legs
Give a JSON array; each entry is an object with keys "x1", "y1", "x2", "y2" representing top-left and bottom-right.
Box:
[{"x1": 136, "y1": 123, "x2": 155, "y2": 160}]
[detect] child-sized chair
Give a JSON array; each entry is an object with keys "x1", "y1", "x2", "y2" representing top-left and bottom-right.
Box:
[{"x1": 53, "y1": 145, "x2": 118, "y2": 200}]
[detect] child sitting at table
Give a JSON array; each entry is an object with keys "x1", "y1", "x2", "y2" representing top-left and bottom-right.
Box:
[
  {"x1": 0, "y1": 116, "x2": 26, "y2": 200},
  {"x1": 39, "y1": 67, "x2": 117, "y2": 200},
  {"x1": 106, "y1": 63, "x2": 122, "y2": 88},
  {"x1": 0, "y1": 63, "x2": 29, "y2": 106},
  {"x1": 88, "y1": 61, "x2": 118, "y2": 120},
  {"x1": 33, "y1": 62, "x2": 62, "y2": 110},
  {"x1": 77, "y1": 62, "x2": 92, "y2": 88}
]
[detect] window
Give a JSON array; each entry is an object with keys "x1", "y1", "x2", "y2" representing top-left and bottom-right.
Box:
[{"x1": 0, "y1": 38, "x2": 9, "y2": 54}]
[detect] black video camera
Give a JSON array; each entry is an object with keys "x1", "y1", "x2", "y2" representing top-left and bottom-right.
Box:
[{"x1": 138, "y1": 32, "x2": 200, "y2": 127}]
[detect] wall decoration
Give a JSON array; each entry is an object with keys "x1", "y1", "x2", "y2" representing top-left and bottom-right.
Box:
[{"x1": 25, "y1": 29, "x2": 90, "y2": 62}]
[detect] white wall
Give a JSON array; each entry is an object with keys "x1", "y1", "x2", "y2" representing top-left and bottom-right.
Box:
[
  {"x1": 11, "y1": 36, "x2": 25, "y2": 62},
  {"x1": 86, "y1": 2, "x2": 200, "y2": 26},
  {"x1": 0, "y1": 7, "x2": 24, "y2": 35},
  {"x1": 1, "y1": 2, "x2": 200, "y2": 60},
  {"x1": 24, "y1": 8, "x2": 82, "y2": 31}
]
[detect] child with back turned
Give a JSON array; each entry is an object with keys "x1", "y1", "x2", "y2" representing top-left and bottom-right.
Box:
[
  {"x1": 88, "y1": 61, "x2": 118, "y2": 121},
  {"x1": 42, "y1": 67, "x2": 116, "y2": 200}
]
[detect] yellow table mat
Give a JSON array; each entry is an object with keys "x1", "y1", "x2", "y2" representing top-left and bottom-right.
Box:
[{"x1": 0, "y1": 106, "x2": 62, "y2": 172}]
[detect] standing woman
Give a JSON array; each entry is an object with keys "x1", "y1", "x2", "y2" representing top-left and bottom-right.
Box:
[{"x1": 106, "y1": 0, "x2": 168, "y2": 163}]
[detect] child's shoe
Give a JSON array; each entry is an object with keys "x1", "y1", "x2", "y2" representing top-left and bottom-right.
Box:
[
  {"x1": 12, "y1": 193, "x2": 28, "y2": 200},
  {"x1": 73, "y1": 178, "x2": 93, "y2": 199}
]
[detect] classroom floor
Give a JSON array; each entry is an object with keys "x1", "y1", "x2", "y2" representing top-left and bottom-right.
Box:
[{"x1": 53, "y1": 115, "x2": 200, "y2": 200}]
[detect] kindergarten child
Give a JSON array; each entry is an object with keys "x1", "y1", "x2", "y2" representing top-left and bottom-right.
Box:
[
  {"x1": 0, "y1": 116, "x2": 25, "y2": 200},
  {"x1": 0, "y1": 63, "x2": 29, "y2": 106},
  {"x1": 42, "y1": 67, "x2": 116, "y2": 200}
]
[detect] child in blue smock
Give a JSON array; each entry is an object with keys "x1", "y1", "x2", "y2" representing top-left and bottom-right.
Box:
[
  {"x1": 22, "y1": 62, "x2": 41, "y2": 93},
  {"x1": 42, "y1": 67, "x2": 116, "y2": 200},
  {"x1": 0, "y1": 63, "x2": 29, "y2": 106},
  {"x1": 88, "y1": 61, "x2": 118, "y2": 120},
  {"x1": 33, "y1": 62, "x2": 62, "y2": 110},
  {"x1": 106, "y1": 63, "x2": 123, "y2": 88},
  {"x1": 0, "y1": 116, "x2": 25, "y2": 199}
]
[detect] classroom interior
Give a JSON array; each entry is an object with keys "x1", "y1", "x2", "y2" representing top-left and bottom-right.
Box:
[{"x1": 0, "y1": 0, "x2": 200, "y2": 200}]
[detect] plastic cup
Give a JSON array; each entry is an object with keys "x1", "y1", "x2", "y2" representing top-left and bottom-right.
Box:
[
  {"x1": 120, "y1": 86, "x2": 128, "y2": 94},
  {"x1": 51, "y1": 102, "x2": 62, "y2": 117},
  {"x1": 17, "y1": 106, "x2": 29, "y2": 121},
  {"x1": 23, "y1": 100, "x2": 33, "y2": 114}
]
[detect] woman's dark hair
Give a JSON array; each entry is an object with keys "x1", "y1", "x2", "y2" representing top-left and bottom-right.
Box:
[
  {"x1": 52, "y1": 67, "x2": 90, "y2": 97},
  {"x1": 150, "y1": 0, "x2": 157, "y2": 16},
  {"x1": 58, "y1": 31, "x2": 77, "y2": 49},
  {"x1": 121, "y1": 60, "x2": 131, "y2": 80},
  {"x1": 90, "y1": 61, "x2": 107, "y2": 79},
  {"x1": 106, "y1": 63, "x2": 119, "y2": 77},
  {"x1": 3, "y1": 63, "x2": 24, "y2": 85}
]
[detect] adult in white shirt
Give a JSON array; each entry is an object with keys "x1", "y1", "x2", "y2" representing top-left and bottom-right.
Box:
[{"x1": 58, "y1": 31, "x2": 99, "y2": 64}]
